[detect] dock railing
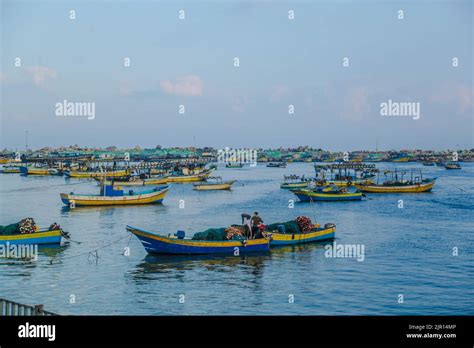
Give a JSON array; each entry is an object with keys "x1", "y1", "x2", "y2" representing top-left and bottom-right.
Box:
[{"x1": 0, "y1": 297, "x2": 57, "y2": 316}]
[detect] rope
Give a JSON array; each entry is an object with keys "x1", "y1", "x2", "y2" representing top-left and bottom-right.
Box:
[{"x1": 49, "y1": 233, "x2": 133, "y2": 264}]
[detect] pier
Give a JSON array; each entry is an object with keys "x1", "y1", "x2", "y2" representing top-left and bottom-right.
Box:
[{"x1": 0, "y1": 297, "x2": 58, "y2": 316}]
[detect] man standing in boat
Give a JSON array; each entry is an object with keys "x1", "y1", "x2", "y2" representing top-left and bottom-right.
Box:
[{"x1": 251, "y1": 212, "x2": 264, "y2": 239}]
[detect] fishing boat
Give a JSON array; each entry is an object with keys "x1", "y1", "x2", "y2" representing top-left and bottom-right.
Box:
[
  {"x1": 264, "y1": 223, "x2": 336, "y2": 246},
  {"x1": 267, "y1": 162, "x2": 287, "y2": 168},
  {"x1": 19, "y1": 165, "x2": 50, "y2": 176},
  {"x1": 291, "y1": 186, "x2": 363, "y2": 202},
  {"x1": 96, "y1": 175, "x2": 170, "y2": 186},
  {"x1": 225, "y1": 162, "x2": 244, "y2": 168},
  {"x1": 64, "y1": 169, "x2": 129, "y2": 178},
  {"x1": 0, "y1": 158, "x2": 12, "y2": 164},
  {"x1": 0, "y1": 219, "x2": 66, "y2": 245},
  {"x1": 280, "y1": 175, "x2": 311, "y2": 189},
  {"x1": 0, "y1": 229, "x2": 64, "y2": 245},
  {"x1": 422, "y1": 162, "x2": 436, "y2": 166},
  {"x1": 60, "y1": 185, "x2": 169, "y2": 206},
  {"x1": 126, "y1": 225, "x2": 270, "y2": 255},
  {"x1": 166, "y1": 170, "x2": 212, "y2": 183},
  {"x1": 355, "y1": 179, "x2": 436, "y2": 193},
  {"x1": 0, "y1": 165, "x2": 20, "y2": 173},
  {"x1": 355, "y1": 169, "x2": 436, "y2": 193},
  {"x1": 193, "y1": 177, "x2": 236, "y2": 191},
  {"x1": 314, "y1": 163, "x2": 376, "y2": 186},
  {"x1": 391, "y1": 153, "x2": 410, "y2": 162},
  {"x1": 445, "y1": 162, "x2": 461, "y2": 170}
]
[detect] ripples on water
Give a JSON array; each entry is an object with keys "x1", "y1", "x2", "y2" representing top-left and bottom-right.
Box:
[{"x1": 0, "y1": 163, "x2": 473, "y2": 315}]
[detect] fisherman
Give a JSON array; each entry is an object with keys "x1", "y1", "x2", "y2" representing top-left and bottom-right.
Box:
[{"x1": 251, "y1": 212, "x2": 263, "y2": 239}]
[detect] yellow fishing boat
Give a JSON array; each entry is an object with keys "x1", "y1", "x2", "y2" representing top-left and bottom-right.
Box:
[
  {"x1": 166, "y1": 170, "x2": 212, "y2": 183},
  {"x1": 64, "y1": 169, "x2": 128, "y2": 178},
  {"x1": 193, "y1": 178, "x2": 236, "y2": 191},
  {"x1": 355, "y1": 178, "x2": 436, "y2": 193},
  {"x1": 97, "y1": 176, "x2": 170, "y2": 186},
  {"x1": 60, "y1": 185, "x2": 170, "y2": 206},
  {"x1": 20, "y1": 166, "x2": 50, "y2": 175},
  {"x1": 322, "y1": 178, "x2": 374, "y2": 187},
  {"x1": 0, "y1": 158, "x2": 12, "y2": 164}
]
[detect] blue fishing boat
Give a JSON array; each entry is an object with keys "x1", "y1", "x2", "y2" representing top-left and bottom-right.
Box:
[
  {"x1": 1, "y1": 219, "x2": 66, "y2": 246},
  {"x1": 126, "y1": 225, "x2": 270, "y2": 255},
  {"x1": 0, "y1": 229, "x2": 63, "y2": 245}
]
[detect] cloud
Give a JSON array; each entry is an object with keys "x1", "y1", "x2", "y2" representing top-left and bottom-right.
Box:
[
  {"x1": 160, "y1": 75, "x2": 203, "y2": 96},
  {"x1": 270, "y1": 84, "x2": 289, "y2": 102},
  {"x1": 24, "y1": 66, "x2": 57, "y2": 87},
  {"x1": 430, "y1": 83, "x2": 473, "y2": 114}
]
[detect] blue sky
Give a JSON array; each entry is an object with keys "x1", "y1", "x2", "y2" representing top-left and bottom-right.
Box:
[{"x1": 1, "y1": 0, "x2": 472, "y2": 151}]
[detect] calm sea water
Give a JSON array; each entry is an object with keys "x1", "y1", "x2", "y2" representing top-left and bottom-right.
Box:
[{"x1": 0, "y1": 162, "x2": 473, "y2": 315}]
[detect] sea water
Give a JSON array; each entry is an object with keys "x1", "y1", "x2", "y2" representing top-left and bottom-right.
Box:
[{"x1": 0, "y1": 162, "x2": 472, "y2": 315}]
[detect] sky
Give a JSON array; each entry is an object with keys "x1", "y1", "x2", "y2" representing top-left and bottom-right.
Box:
[{"x1": 0, "y1": 0, "x2": 473, "y2": 151}]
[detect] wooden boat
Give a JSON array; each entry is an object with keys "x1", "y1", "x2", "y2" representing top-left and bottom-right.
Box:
[
  {"x1": 264, "y1": 223, "x2": 336, "y2": 246},
  {"x1": 0, "y1": 158, "x2": 12, "y2": 164},
  {"x1": 60, "y1": 185, "x2": 169, "y2": 206},
  {"x1": 225, "y1": 163, "x2": 244, "y2": 168},
  {"x1": 280, "y1": 175, "x2": 311, "y2": 189},
  {"x1": 314, "y1": 163, "x2": 376, "y2": 187},
  {"x1": 445, "y1": 162, "x2": 461, "y2": 170},
  {"x1": 267, "y1": 162, "x2": 287, "y2": 168},
  {"x1": 0, "y1": 228, "x2": 63, "y2": 245},
  {"x1": 126, "y1": 225, "x2": 270, "y2": 255},
  {"x1": 355, "y1": 178, "x2": 436, "y2": 193},
  {"x1": 391, "y1": 154, "x2": 410, "y2": 162},
  {"x1": 166, "y1": 170, "x2": 212, "y2": 183},
  {"x1": 0, "y1": 165, "x2": 20, "y2": 173},
  {"x1": 193, "y1": 177, "x2": 236, "y2": 190},
  {"x1": 64, "y1": 169, "x2": 129, "y2": 178},
  {"x1": 280, "y1": 181, "x2": 309, "y2": 189},
  {"x1": 291, "y1": 186, "x2": 363, "y2": 201},
  {"x1": 97, "y1": 175, "x2": 169, "y2": 186},
  {"x1": 19, "y1": 166, "x2": 50, "y2": 176},
  {"x1": 322, "y1": 178, "x2": 374, "y2": 187}
]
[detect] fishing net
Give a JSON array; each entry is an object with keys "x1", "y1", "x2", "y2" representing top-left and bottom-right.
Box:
[
  {"x1": 0, "y1": 223, "x2": 20, "y2": 235},
  {"x1": 265, "y1": 220, "x2": 300, "y2": 234},
  {"x1": 19, "y1": 218, "x2": 36, "y2": 234},
  {"x1": 296, "y1": 216, "x2": 313, "y2": 232},
  {"x1": 191, "y1": 228, "x2": 227, "y2": 241}
]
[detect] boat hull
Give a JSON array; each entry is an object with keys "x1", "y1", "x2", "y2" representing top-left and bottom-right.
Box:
[
  {"x1": 65, "y1": 170, "x2": 128, "y2": 178},
  {"x1": 166, "y1": 171, "x2": 211, "y2": 183},
  {"x1": 355, "y1": 180, "x2": 435, "y2": 193},
  {"x1": 292, "y1": 189, "x2": 363, "y2": 201},
  {"x1": 267, "y1": 226, "x2": 336, "y2": 246},
  {"x1": 102, "y1": 176, "x2": 169, "y2": 186},
  {"x1": 0, "y1": 168, "x2": 20, "y2": 174},
  {"x1": 324, "y1": 179, "x2": 374, "y2": 187},
  {"x1": 280, "y1": 182, "x2": 309, "y2": 189},
  {"x1": 127, "y1": 226, "x2": 270, "y2": 255},
  {"x1": 0, "y1": 229, "x2": 62, "y2": 245},
  {"x1": 194, "y1": 181, "x2": 236, "y2": 191},
  {"x1": 60, "y1": 188, "x2": 169, "y2": 206},
  {"x1": 20, "y1": 166, "x2": 50, "y2": 175}
]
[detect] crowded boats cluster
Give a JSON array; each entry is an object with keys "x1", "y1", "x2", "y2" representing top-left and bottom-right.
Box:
[{"x1": 0, "y1": 146, "x2": 466, "y2": 257}]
